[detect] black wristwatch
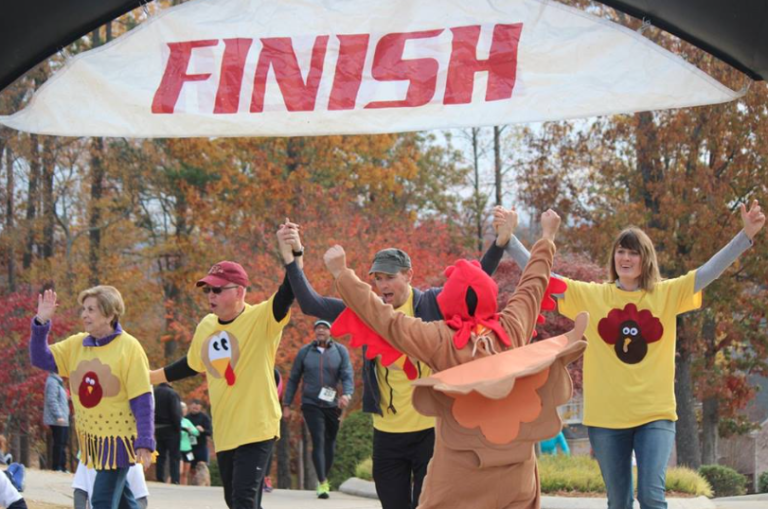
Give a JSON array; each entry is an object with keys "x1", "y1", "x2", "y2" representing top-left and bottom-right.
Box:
[{"x1": 292, "y1": 247, "x2": 304, "y2": 257}]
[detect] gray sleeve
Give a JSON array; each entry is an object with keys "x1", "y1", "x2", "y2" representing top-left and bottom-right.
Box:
[
  {"x1": 282, "y1": 347, "x2": 306, "y2": 407},
  {"x1": 505, "y1": 235, "x2": 565, "y2": 298},
  {"x1": 338, "y1": 346, "x2": 354, "y2": 396},
  {"x1": 694, "y1": 230, "x2": 754, "y2": 293},
  {"x1": 285, "y1": 261, "x2": 346, "y2": 321},
  {"x1": 504, "y1": 235, "x2": 532, "y2": 269}
]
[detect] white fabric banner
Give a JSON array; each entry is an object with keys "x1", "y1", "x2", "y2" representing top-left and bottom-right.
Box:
[{"x1": 0, "y1": 0, "x2": 742, "y2": 138}]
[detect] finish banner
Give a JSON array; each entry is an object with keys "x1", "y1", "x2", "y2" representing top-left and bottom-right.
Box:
[{"x1": 0, "y1": 0, "x2": 742, "y2": 138}]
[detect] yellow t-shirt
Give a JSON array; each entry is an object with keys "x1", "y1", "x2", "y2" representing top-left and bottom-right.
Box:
[
  {"x1": 50, "y1": 331, "x2": 151, "y2": 469},
  {"x1": 188, "y1": 295, "x2": 289, "y2": 452},
  {"x1": 558, "y1": 271, "x2": 702, "y2": 428},
  {"x1": 373, "y1": 288, "x2": 436, "y2": 433}
]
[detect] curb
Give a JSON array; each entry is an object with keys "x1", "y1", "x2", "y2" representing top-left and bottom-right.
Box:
[{"x1": 339, "y1": 478, "x2": 716, "y2": 509}]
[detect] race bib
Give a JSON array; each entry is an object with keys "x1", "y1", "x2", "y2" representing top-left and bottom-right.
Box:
[{"x1": 318, "y1": 387, "x2": 337, "y2": 403}]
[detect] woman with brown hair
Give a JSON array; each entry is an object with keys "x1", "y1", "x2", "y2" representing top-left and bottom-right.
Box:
[
  {"x1": 29, "y1": 285, "x2": 154, "y2": 509},
  {"x1": 503, "y1": 201, "x2": 765, "y2": 509}
]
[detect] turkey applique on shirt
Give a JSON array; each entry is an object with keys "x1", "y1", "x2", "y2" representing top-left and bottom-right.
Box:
[
  {"x1": 71, "y1": 358, "x2": 121, "y2": 408},
  {"x1": 201, "y1": 331, "x2": 241, "y2": 386},
  {"x1": 597, "y1": 303, "x2": 664, "y2": 364}
]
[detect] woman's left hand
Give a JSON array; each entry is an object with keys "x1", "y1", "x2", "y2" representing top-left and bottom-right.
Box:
[
  {"x1": 741, "y1": 200, "x2": 765, "y2": 240},
  {"x1": 136, "y1": 448, "x2": 153, "y2": 471}
]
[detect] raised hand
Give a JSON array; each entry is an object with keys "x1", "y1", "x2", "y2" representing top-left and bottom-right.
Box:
[
  {"x1": 36, "y1": 289, "x2": 58, "y2": 323},
  {"x1": 492, "y1": 206, "x2": 518, "y2": 246},
  {"x1": 541, "y1": 209, "x2": 561, "y2": 242},
  {"x1": 741, "y1": 200, "x2": 765, "y2": 240},
  {"x1": 276, "y1": 217, "x2": 302, "y2": 264},
  {"x1": 324, "y1": 245, "x2": 347, "y2": 279}
]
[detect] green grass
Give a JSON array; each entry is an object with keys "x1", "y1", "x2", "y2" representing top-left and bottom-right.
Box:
[{"x1": 354, "y1": 454, "x2": 712, "y2": 497}]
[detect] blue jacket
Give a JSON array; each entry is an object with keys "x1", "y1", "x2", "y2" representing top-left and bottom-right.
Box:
[
  {"x1": 285, "y1": 242, "x2": 505, "y2": 416},
  {"x1": 283, "y1": 340, "x2": 354, "y2": 408}
]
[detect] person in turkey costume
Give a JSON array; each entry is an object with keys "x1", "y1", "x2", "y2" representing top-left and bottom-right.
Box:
[{"x1": 324, "y1": 210, "x2": 587, "y2": 509}]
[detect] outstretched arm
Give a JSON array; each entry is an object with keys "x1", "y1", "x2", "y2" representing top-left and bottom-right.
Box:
[
  {"x1": 325, "y1": 246, "x2": 443, "y2": 365},
  {"x1": 498, "y1": 210, "x2": 559, "y2": 348},
  {"x1": 278, "y1": 222, "x2": 346, "y2": 321},
  {"x1": 694, "y1": 200, "x2": 764, "y2": 292},
  {"x1": 480, "y1": 206, "x2": 518, "y2": 275}
]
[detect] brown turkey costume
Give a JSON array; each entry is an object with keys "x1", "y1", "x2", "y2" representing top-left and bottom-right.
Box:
[{"x1": 332, "y1": 238, "x2": 587, "y2": 509}]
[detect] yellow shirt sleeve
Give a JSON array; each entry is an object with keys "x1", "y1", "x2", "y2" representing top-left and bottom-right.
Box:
[
  {"x1": 668, "y1": 270, "x2": 702, "y2": 315},
  {"x1": 556, "y1": 276, "x2": 587, "y2": 320},
  {"x1": 263, "y1": 293, "x2": 291, "y2": 339},
  {"x1": 124, "y1": 337, "x2": 152, "y2": 400},
  {"x1": 187, "y1": 320, "x2": 210, "y2": 373},
  {"x1": 49, "y1": 334, "x2": 82, "y2": 378}
]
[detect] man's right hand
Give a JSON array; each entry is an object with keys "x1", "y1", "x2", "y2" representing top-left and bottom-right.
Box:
[
  {"x1": 493, "y1": 206, "x2": 518, "y2": 246},
  {"x1": 282, "y1": 406, "x2": 291, "y2": 419},
  {"x1": 541, "y1": 209, "x2": 561, "y2": 242},
  {"x1": 149, "y1": 368, "x2": 167, "y2": 385}
]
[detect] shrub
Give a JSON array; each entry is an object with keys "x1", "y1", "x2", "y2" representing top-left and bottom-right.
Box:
[
  {"x1": 355, "y1": 458, "x2": 373, "y2": 481},
  {"x1": 538, "y1": 454, "x2": 711, "y2": 496},
  {"x1": 667, "y1": 467, "x2": 712, "y2": 497},
  {"x1": 328, "y1": 411, "x2": 373, "y2": 489},
  {"x1": 698, "y1": 465, "x2": 747, "y2": 497},
  {"x1": 757, "y1": 471, "x2": 768, "y2": 493},
  {"x1": 209, "y1": 458, "x2": 222, "y2": 487}
]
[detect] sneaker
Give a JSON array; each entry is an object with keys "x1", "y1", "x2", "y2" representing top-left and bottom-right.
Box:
[
  {"x1": 316, "y1": 480, "x2": 330, "y2": 499},
  {"x1": 263, "y1": 476, "x2": 273, "y2": 493}
]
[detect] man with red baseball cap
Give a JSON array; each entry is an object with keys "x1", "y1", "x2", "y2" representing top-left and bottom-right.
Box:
[{"x1": 150, "y1": 251, "x2": 294, "y2": 509}]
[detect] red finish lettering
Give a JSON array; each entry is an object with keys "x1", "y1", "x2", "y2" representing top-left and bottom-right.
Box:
[
  {"x1": 152, "y1": 40, "x2": 219, "y2": 114},
  {"x1": 444, "y1": 24, "x2": 523, "y2": 105},
  {"x1": 365, "y1": 29, "x2": 443, "y2": 110},
  {"x1": 250, "y1": 36, "x2": 330, "y2": 113},
  {"x1": 328, "y1": 34, "x2": 370, "y2": 111},
  {"x1": 214, "y1": 38, "x2": 254, "y2": 114}
]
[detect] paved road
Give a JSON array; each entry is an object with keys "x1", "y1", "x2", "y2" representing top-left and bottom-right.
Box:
[{"x1": 21, "y1": 469, "x2": 767, "y2": 509}]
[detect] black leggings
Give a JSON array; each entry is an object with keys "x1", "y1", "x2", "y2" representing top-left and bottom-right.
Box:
[
  {"x1": 49, "y1": 425, "x2": 69, "y2": 471},
  {"x1": 372, "y1": 427, "x2": 435, "y2": 509},
  {"x1": 217, "y1": 439, "x2": 275, "y2": 509},
  {"x1": 301, "y1": 405, "x2": 341, "y2": 482}
]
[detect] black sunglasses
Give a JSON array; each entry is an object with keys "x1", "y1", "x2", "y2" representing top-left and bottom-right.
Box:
[{"x1": 202, "y1": 285, "x2": 239, "y2": 295}]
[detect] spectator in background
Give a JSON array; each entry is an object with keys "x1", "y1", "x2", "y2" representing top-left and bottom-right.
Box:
[
  {"x1": 282, "y1": 320, "x2": 353, "y2": 499},
  {"x1": 179, "y1": 403, "x2": 200, "y2": 485},
  {"x1": 540, "y1": 430, "x2": 570, "y2": 456},
  {"x1": 44, "y1": 372, "x2": 70, "y2": 472},
  {"x1": 186, "y1": 399, "x2": 212, "y2": 486},
  {"x1": 154, "y1": 382, "x2": 182, "y2": 484},
  {"x1": 0, "y1": 468, "x2": 26, "y2": 509}
]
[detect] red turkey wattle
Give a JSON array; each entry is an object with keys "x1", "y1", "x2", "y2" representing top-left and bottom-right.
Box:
[{"x1": 78, "y1": 371, "x2": 103, "y2": 408}]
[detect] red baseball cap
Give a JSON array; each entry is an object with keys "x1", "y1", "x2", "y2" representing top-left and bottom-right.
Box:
[{"x1": 196, "y1": 261, "x2": 250, "y2": 288}]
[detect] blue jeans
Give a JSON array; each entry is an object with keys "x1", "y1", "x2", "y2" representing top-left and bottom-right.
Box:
[
  {"x1": 588, "y1": 420, "x2": 676, "y2": 509},
  {"x1": 91, "y1": 468, "x2": 139, "y2": 509}
]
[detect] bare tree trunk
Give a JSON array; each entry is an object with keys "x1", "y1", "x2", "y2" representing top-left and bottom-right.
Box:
[
  {"x1": 2, "y1": 143, "x2": 15, "y2": 290},
  {"x1": 89, "y1": 137, "x2": 104, "y2": 285},
  {"x1": 41, "y1": 136, "x2": 55, "y2": 259},
  {"x1": 302, "y1": 421, "x2": 317, "y2": 489},
  {"x1": 701, "y1": 316, "x2": 719, "y2": 465},
  {"x1": 297, "y1": 427, "x2": 304, "y2": 490},
  {"x1": 23, "y1": 134, "x2": 40, "y2": 269},
  {"x1": 277, "y1": 418, "x2": 292, "y2": 489},
  {"x1": 635, "y1": 111, "x2": 662, "y2": 229},
  {"x1": 471, "y1": 128, "x2": 483, "y2": 252},
  {"x1": 494, "y1": 126, "x2": 502, "y2": 206},
  {"x1": 88, "y1": 26, "x2": 106, "y2": 285},
  {"x1": 675, "y1": 318, "x2": 701, "y2": 469}
]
